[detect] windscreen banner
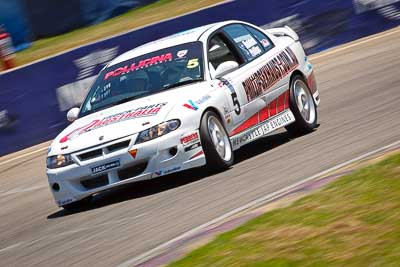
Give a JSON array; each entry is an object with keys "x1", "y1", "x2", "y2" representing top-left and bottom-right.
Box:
[{"x1": 1, "y1": 0, "x2": 399, "y2": 156}]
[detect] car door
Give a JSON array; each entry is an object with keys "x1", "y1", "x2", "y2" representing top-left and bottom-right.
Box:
[
  {"x1": 234, "y1": 24, "x2": 296, "y2": 117},
  {"x1": 207, "y1": 31, "x2": 247, "y2": 134},
  {"x1": 209, "y1": 24, "x2": 298, "y2": 148}
]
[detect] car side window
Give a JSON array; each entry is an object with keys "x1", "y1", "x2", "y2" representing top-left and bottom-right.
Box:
[
  {"x1": 208, "y1": 34, "x2": 242, "y2": 74},
  {"x1": 223, "y1": 24, "x2": 263, "y2": 62},
  {"x1": 245, "y1": 25, "x2": 274, "y2": 52}
]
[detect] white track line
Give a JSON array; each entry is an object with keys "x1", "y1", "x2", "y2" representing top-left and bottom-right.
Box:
[
  {"x1": 0, "y1": 185, "x2": 47, "y2": 197},
  {"x1": 118, "y1": 140, "x2": 400, "y2": 267},
  {"x1": 0, "y1": 243, "x2": 24, "y2": 254},
  {"x1": 0, "y1": 147, "x2": 48, "y2": 167},
  {"x1": 0, "y1": 213, "x2": 147, "y2": 255},
  {"x1": 1, "y1": 26, "x2": 399, "y2": 166}
]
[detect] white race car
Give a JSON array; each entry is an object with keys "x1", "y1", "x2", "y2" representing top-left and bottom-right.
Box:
[{"x1": 46, "y1": 20, "x2": 320, "y2": 209}]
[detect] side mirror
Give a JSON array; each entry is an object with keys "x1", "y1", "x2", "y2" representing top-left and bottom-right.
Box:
[
  {"x1": 67, "y1": 107, "x2": 80, "y2": 122},
  {"x1": 213, "y1": 61, "x2": 239, "y2": 79}
]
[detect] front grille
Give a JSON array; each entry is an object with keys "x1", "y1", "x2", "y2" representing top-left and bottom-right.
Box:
[
  {"x1": 118, "y1": 162, "x2": 148, "y2": 180},
  {"x1": 107, "y1": 140, "x2": 130, "y2": 153},
  {"x1": 77, "y1": 139, "x2": 131, "y2": 161},
  {"x1": 81, "y1": 175, "x2": 108, "y2": 190},
  {"x1": 78, "y1": 149, "x2": 102, "y2": 161}
]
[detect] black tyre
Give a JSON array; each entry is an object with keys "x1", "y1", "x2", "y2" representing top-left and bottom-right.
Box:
[
  {"x1": 199, "y1": 111, "x2": 234, "y2": 171},
  {"x1": 285, "y1": 75, "x2": 318, "y2": 135}
]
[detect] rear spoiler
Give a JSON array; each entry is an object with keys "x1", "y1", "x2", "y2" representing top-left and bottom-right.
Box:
[{"x1": 265, "y1": 26, "x2": 299, "y2": 42}]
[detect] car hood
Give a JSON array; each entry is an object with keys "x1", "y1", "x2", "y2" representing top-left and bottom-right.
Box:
[{"x1": 50, "y1": 82, "x2": 212, "y2": 155}]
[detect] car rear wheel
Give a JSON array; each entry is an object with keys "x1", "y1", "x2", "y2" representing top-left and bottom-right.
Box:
[
  {"x1": 285, "y1": 75, "x2": 318, "y2": 135},
  {"x1": 200, "y1": 111, "x2": 233, "y2": 171}
]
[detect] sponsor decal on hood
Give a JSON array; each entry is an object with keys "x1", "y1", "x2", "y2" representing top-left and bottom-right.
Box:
[
  {"x1": 183, "y1": 95, "x2": 211, "y2": 111},
  {"x1": 60, "y1": 102, "x2": 167, "y2": 143}
]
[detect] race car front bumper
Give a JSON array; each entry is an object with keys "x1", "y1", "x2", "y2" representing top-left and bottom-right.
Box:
[{"x1": 47, "y1": 129, "x2": 206, "y2": 207}]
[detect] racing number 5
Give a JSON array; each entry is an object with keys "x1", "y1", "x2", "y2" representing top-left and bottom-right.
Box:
[
  {"x1": 187, "y1": 58, "x2": 199, "y2": 69},
  {"x1": 231, "y1": 92, "x2": 241, "y2": 115},
  {"x1": 220, "y1": 78, "x2": 242, "y2": 116}
]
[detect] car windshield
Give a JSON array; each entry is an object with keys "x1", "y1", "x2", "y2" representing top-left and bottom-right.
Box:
[{"x1": 79, "y1": 41, "x2": 204, "y2": 117}]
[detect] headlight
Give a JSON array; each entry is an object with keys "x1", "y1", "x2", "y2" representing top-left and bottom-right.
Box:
[
  {"x1": 135, "y1": 119, "x2": 180, "y2": 144},
  {"x1": 46, "y1": 154, "x2": 74, "y2": 169}
]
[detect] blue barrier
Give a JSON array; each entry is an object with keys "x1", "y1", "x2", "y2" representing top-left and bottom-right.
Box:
[
  {"x1": 24, "y1": 0, "x2": 158, "y2": 39},
  {"x1": 1, "y1": 0, "x2": 400, "y2": 156},
  {"x1": 24, "y1": 0, "x2": 83, "y2": 38},
  {"x1": 81, "y1": 0, "x2": 158, "y2": 26}
]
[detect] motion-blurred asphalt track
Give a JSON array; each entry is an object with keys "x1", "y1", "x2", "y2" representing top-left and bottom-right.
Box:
[{"x1": 1, "y1": 28, "x2": 400, "y2": 266}]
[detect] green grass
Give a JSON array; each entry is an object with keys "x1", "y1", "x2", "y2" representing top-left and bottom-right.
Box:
[
  {"x1": 169, "y1": 153, "x2": 400, "y2": 267},
  {"x1": 15, "y1": 0, "x2": 225, "y2": 66}
]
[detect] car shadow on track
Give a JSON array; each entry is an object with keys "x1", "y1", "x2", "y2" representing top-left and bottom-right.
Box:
[{"x1": 47, "y1": 130, "x2": 316, "y2": 219}]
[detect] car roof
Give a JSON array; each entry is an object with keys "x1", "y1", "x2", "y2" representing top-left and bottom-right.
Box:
[{"x1": 108, "y1": 20, "x2": 239, "y2": 66}]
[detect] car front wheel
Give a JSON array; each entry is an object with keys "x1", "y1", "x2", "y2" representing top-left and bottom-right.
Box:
[{"x1": 199, "y1": 111, "x2": 234, "y2": 171}]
